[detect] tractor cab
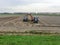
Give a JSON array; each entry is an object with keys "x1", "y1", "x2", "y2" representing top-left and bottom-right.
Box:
[
  {"x1": 23, "y1": 16, "x2": 28, "y2": 22},
  {"x1": 33, "y1": 17, "x2": 39, "y2": 23}
]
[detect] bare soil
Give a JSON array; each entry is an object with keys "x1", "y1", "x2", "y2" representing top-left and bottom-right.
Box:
[{"x1": 0, "y1": 15, "x2": 60, "y2": 34}]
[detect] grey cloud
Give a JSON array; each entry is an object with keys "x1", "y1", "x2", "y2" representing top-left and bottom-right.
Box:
[{"x1": 0, "y1": 0, "x2": 60, "y2": 12}]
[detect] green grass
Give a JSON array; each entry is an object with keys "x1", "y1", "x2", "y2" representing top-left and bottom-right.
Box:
[
  {"x1": 0, "y1": 35, "x2": 60, "y2": 45},
  {"x1": 0, "y1": 13, "x2": 60, "y2": 16},
  {"x1": 0, "y1": 13, "x2": 27, "y2": 17}
]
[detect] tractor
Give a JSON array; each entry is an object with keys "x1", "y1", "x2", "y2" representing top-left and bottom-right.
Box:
[{"x1": 23, "y1": 14, "x2": 39, "y2": 23}]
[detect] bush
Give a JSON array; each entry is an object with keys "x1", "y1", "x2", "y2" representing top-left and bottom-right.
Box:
[{"x1": 29, "y1": 31, "x2": 43, "y2": 34}]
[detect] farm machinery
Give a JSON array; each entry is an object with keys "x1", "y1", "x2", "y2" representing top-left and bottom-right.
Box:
[{"x1": 23, "y1": 14, "x2": 39, "y2": 23}]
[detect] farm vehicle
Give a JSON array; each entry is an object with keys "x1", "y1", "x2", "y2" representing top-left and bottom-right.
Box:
[{"x1": 23, "y1": 14, "x2": 39, "y2": 23}]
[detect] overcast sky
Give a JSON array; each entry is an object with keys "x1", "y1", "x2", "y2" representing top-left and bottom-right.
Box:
[{"x1": 0, "y1": 0, "x2": 60, "y2": 13}]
